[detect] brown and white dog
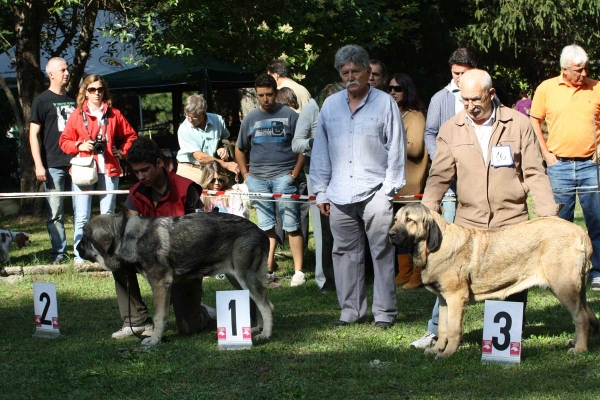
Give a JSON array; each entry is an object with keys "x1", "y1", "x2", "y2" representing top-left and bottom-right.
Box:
[{"x1": 0, "y1": 230, "x2": 31, "y2": 272}]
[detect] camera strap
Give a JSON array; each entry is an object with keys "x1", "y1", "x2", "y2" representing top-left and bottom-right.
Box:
[{"x1": 82, "y1": 107, "x2": 109, "y2": 142}]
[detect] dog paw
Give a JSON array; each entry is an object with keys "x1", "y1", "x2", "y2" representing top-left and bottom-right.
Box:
[
  {"x1": 140, "y1": 337, "x2": 160, "y2": 349},
  {"x1": 567, "y1": 347, "x2": 588, "y2": 354},
  {"x1": 253, "y1": 333, "x2": 271, "y2": 342},
  {"x1": 424, "y1": 347, "x2": 439, "y2": 356}
]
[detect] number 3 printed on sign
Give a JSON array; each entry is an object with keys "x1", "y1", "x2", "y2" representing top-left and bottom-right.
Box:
[{"x1": 492, "y1": 311, "x2": 512, "y2": 351}]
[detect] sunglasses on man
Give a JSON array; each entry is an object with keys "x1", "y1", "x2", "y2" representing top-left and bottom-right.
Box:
[{"x1": 388, "y1": 85, "x2": 403, "y2": 93}]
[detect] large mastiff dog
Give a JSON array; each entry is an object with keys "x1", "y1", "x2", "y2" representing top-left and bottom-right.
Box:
[
  {"x1": 77, "y1": 212, "x2": 274, "y2": 348},
  {"x1": 389, "y1": 203, "x2": 598, "y2": 358}
]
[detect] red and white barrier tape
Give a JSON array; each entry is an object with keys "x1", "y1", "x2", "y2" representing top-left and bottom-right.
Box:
[{"x1": 0, "y1": 190, "x2": 427, "y2": 201}]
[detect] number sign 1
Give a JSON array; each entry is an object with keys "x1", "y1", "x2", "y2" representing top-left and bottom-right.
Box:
[
  {"x1": 33, "y1": 282, "x2": 60, "y2": 339},
  {"x1": 481, "y1": 300, "x2": 523, "y2": 364},
  {"x1": 216, "y1": 290, "x2": 252, "y2": 350}
]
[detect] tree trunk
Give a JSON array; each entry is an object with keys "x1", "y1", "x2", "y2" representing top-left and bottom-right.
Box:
[
  {"x1": 67, "y1": 1, "x2": 99, "y2": 93},
  {"x1": 13, "y1": 1, "x2": 48, "y2": 213}
]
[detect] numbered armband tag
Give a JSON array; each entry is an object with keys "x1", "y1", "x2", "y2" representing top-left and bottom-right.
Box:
[
  {"x1": 490, "y1": 145, "x2": 514, "y2": 168},
  {"x1": 216, "y1": 290, "x2": 252, "y2": 350},
  {"x1": 481, "y1": 300, "x2": 523, "y2": 364},
  {"x1": 33, "y1": 282, "x2": 60, "y2": 339}
]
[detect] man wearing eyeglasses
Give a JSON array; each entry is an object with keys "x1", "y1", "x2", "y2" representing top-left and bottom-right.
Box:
[
  {"x1": 411, "y1": 48, "x2": 477, "y2": 349},
  {"x1": 368, "y1": 59, "x2": 388, "y2": 91},
  {"x1": 29, "y1": 57, "x2": 76, "y2": 265},
  {"x1": 176, "y1": 94, "x2": 239, "y2": 185},
  {"x1": 417, "y1": 69, "x2": 557, "y2": 353},
  {"x1": 530, "y1": 44, "x2": 600, "y2": 292}
]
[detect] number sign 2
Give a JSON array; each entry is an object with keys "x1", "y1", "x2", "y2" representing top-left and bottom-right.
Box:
[
  {"x1": 33, "y1": 282, "x2": 60, "y2": 339},
  {"x1": 216, "y1": 290, "x2": 252, "y2": 350},
  {"x1": 481, "y1": 300, "x2": 523, "y2": 364}
]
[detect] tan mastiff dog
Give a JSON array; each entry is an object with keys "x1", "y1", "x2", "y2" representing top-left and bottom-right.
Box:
[{"x1": 389, "y1": 203, "x2": 599, "y2": 358}]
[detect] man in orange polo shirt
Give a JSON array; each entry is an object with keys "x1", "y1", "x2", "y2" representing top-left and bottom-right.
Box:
[{"x1": 530, "y1": 44, "x2": 600, "y2": 291}]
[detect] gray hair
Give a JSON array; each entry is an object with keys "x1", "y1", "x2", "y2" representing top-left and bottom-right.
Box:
[
  {"x1": 184, "y1": 94, "x2": 208, "y2": 115},
  {"x1": 45, "y1": 57, "x2": 67, "y2": 75},
  {"x1": 460, "y1": 69, "x2": 493, "y2": 91},
  {"x1": 560, "y1": 44, "x2": 588, "y2": 68},
  {"x1": 334, "y1": 45, "x2": 370, "y2": 72}
]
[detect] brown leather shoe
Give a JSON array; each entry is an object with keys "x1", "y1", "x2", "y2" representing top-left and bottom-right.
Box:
[
  {"x1": 395, "y1": 254, "x2": 413, "y2": 285},
  {"x1": 402, "y1": 264, "x2": 423, "y2": 289}
]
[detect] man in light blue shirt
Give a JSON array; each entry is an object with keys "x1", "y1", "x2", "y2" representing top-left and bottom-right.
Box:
[
  {"x1": 310, "y1": 44, "x2": 407, "y2": 329},
  {"x1": 176, "y1": 94, "x2": 239, "y2": 184}
]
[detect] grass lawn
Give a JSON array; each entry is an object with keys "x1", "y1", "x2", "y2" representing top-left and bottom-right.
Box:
[{"x1": 1, "y1": 196, "x2": 599, "y2": 399}]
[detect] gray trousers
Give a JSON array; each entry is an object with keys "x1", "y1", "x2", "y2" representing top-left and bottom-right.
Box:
[{"x1": 329, "y1": 187, "x2": 397, "y2": 323}]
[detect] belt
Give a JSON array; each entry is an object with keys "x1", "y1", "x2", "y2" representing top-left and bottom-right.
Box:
[
  {"x1": 180, "y1": 162, "x2": 205, "y2": 169},
  {"x1": 556, "y1": 156, "x2": 593, "y2": 162}
]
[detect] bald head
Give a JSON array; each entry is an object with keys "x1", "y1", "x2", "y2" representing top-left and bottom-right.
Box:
[{"x1": 459, "y1": 69, "x2": 495, "y2": 125}]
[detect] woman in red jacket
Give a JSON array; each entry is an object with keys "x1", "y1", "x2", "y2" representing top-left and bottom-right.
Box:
[{"x1": 59, "y1": 74, "x2": 137, "y2": 264}]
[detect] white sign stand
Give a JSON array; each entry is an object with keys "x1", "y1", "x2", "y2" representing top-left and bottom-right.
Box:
[
  {"x1": 481, "y1": 300, "x2": 523, "y2": 364},
  {"x1": 32, "y1": 282, "x2": 60, "y2": 339},
  {"x1": 216, "y1": 290, "x2": 252, "y2": 350}
]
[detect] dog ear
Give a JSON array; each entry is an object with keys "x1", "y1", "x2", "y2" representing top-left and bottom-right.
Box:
[
  {"x1": 426, "y1": 218, "x2": 443, "y2": 252},
  {"x1": 93, "y1": 228, "x2": 114, "y2": 255}
]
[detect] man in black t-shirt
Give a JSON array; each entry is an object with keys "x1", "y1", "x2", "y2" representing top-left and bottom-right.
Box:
[{"x1": 29, "y1": 57, "x2": 76, "y2": 264}]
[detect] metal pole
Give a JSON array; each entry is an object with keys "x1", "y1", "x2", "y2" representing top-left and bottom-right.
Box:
[{"x1": 138, "y1": 95, "x2": 144, "y2": 131}]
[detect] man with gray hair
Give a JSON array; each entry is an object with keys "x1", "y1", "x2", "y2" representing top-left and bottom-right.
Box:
[
  {"x1": 417, "y1": 69, "x2": 557, "y2": 353},
  {"x1": 176, "y1": 94, "x2": 239, "y2": 185},
  {"x1": 530, "y1": 44, "x2": 600, "y2": 291},
  {"x1": 29, "y1": 57, "x2": 76, "y2": 264},
  {"x1": 310, "y1": 44, "x2": 406, "y2": 329}
]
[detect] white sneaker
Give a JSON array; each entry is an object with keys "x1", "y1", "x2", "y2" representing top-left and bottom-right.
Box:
[
  {"x1": 203, "y1": 304, "x2": 217, "y2": 321},
  {"x1": 290, "y1": 270, "x2": 306, "y2": 287},
  {"x1": 591, "y1": 277, "x2": 600, "y2": 292},
  {"x1": 410, "y1": 331, "x2": 437, "y2": 349},
  {"x1": 112, "y1": 323, "x2": 153, "y2": 339}
]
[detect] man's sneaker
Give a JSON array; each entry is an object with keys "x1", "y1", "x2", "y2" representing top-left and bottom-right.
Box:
[
  {"x1": 592, "y1": 277, "x2": 600, "y2": 292},
  {"x1": 290, "y1": 270, "x2": 306, "y2": 287},
  {"x1": 111, "y1": 323, "x2": 153, "y2": 339},
  {"x1": 410, "y1": 331, "x2": 437, "y2": 349},
  {"x1": 202, "y1": 304, "x2": 217, "y2": 321},
  {"x1": 50, "y1": 255, "x2": 65, "y2": 265},
  {"x1": 215, "y1": 274, "x2": 227, "y2": 280}
]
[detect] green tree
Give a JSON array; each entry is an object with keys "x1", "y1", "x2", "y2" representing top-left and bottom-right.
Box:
[{"x1": 454, "y1": 0, "x2": 600, "y2": 96}]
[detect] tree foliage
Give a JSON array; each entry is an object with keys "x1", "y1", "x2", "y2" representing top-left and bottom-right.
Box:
[
  {"x1": 118, "y1": 0, "x2": 421, "y2": 92},
  {"x1": 454, "y1": 0, "x2": 600, "y2": 92}
]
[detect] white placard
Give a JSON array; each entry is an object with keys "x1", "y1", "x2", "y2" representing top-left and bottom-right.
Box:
[
  {"x1": 216, "y1": 290, "x2": 252, "y2": 350},
  {"x1": 33, "y1": 282, "x2": 60, "y2": 339},
  {"x1": 481, "y1": 300, "x2": 523, "y2": 364}
]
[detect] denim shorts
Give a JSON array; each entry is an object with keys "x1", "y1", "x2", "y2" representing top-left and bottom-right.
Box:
[{"x1": 245, "y1": 174, "x2": 301, "y2": 232}]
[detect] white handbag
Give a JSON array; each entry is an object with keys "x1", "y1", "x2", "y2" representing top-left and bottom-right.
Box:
[{"x1": 70, "y1": 156, "x2": 98, "y2": 186}]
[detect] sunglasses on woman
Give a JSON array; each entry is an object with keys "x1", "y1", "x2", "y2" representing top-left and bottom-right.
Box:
[
  {"x1": 87, "y1": 86, "x2": 105, "y2": 95},
  {"x1": 211, "y1": 177, "x2": 225, "y2": 184},
  {"x1": 388, "y1": 85, "x2": 403, "y2": 93}
]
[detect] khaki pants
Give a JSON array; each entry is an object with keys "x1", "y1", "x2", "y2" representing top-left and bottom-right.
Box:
[{"x1": 176, "y1": 162, "x2": 209, "y2": 185}]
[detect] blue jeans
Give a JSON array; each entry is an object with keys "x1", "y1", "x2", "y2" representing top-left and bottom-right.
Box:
[
  {"x1": 72, "y1": 173, "x2": 119, "y2": 262},
  {"x1": 442, "y1": 183, "x2": 456, "y2": 223},
  {"x1": 45, "y1": 167, "x2": 70, "y2": 259},
  {"x1": 547, "y1": 159, "x2": 600, "y2": 279},
  {"x1": 245, "y1": 174, "x2": 300, "y2": 232}
]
